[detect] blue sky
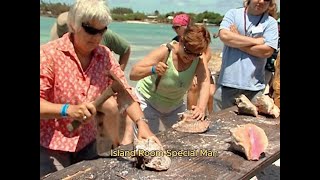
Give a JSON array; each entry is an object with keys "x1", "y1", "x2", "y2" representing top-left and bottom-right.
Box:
[{"x1": 43, "y1": 0, "x2": 280, "y2": 15}]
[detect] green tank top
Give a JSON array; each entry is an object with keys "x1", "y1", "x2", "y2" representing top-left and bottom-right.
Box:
[{"x1": 137, "y1": 50, "x2": 199, "y2": 113}]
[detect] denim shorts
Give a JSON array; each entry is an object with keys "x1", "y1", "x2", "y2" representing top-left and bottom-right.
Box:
[{"x1": 213, "y1": 85, "x2": 263, "y2": 112}]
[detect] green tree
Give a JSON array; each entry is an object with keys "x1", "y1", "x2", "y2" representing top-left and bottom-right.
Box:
[
  {"x1": 195, "y1": 11, "x2": 223, "y2": 25},
  {"x1": 40, "y1": 2, "x2": 225, "y2": 25},
  {"x1": 165, "y1": 11, "x2": 175, "y2": 18},
  {"x1": 111, "y1": 7, "x2": 133, "y2": 14},
  {"x1": 40, "y1": 1, "x2": 70, "y2": 17}
]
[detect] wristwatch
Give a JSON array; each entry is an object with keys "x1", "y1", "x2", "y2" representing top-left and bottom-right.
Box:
[{"x1": 135, "y1": 117, "x2": 149, "y2": 124}]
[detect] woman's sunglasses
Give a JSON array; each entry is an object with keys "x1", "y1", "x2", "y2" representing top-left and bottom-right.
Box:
[
  {"x1": 81, "y1": 23, "x2": 108, "y2": 35},
  {"x1": 172, "y1": 26, "x2": 181, "y2": 30},
  {"x1": 183, "y1": 44, "x2": 202, "y2": 57}
]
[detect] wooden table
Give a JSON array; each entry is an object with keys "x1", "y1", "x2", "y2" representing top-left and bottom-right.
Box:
[{"x1": 43, "y1": 106, "x2": 280, "y2": 180}]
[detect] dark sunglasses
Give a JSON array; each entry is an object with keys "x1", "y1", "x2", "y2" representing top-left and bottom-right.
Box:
[
  {"x1": 81, "y1": 23, "x2": 107, "y2": 35},
  {"x1": 172, "y1": 26, "x2": 181, "y2": 30},
  {"x1": 183, "y1": 45, "x2": 202, "y2": 57}
]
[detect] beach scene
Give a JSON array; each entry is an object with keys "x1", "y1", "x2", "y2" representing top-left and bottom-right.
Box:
[
  {"x1": 40, "y1": 16, "x2": 224, "y2": 87},
  {"x1": 40, "y1": 0, "x2": 280, "y2": 179}
]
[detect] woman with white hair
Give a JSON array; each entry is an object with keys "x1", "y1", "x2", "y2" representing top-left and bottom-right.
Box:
[{"x1": 40, "y1": 0, "x2": 160, "y2": 177}]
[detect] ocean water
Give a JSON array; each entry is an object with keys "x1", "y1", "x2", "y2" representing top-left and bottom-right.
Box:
[{"x1": 40, "y1": 16, "x2": 223, "y2": 86}]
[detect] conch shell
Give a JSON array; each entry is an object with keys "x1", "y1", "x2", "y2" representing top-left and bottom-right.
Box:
[
  {"x1": 134, "y1": 138, "x2": 171, "y2": 171},
  {"x1": 172, "y1": 110, "x2": 210, "y2": 133},
  {"x1": 229, "y1": 123, "x2": 268, "y2": 161},
  {"x1": 235, "y1": 94, "x2": 258, "y2": 117}
]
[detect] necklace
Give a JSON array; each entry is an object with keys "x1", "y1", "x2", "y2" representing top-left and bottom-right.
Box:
[{"x1": 243, "y1": 7, "x2": 264, "y2": 36}]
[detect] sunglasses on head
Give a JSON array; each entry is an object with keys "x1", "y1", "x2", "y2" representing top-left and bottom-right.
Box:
[
  {"x1": 81, "y1": 23, "x2": 107, "y2": 35},
  {"x1": 183, "y1": 44, "x2": 202, "y2": 57}
]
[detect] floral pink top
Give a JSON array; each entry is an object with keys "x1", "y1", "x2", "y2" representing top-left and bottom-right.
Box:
[{"x1": 40, "y1": 33, "x2": 137, "y2": 152}]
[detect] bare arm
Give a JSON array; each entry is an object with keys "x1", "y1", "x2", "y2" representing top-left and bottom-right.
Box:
[
  {"x1": 40, "y1": 98, "x2": 65, "y2": 119},
  {"x1": 125, "y1": 101, "x2": 161, "y2": 145},
  {"x1": 195, "y1": 58, "x2": 210, "y2": 111},
  {"x1": 219, "y1": 28, "x2": 264, "y2": 48},
  {"x1": 130, "y1": 45, "x2": 169, "y2": 81},
  {"x1": 239, "y1": 45, "x2": 274, "y2": 58},
  {"x1": 191, "y1": 57, "x2": 210, "y2": 120},
  {"x1": 40, "y1": 98, "x2": 96, "y2": 122},
  {"x1": 201, "y1": 46, "x2": 212, "y2": 63},
  {"x1": 228, "y1": 24, "x2": 274, "y2": 58},
  {"x1": 118, "y1": 46, "x2": 131, "y2": 71}
]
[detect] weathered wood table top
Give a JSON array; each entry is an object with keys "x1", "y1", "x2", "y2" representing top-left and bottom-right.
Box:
[{"x1": 43, "y1": 106, "x2": 280, "y2": 180}]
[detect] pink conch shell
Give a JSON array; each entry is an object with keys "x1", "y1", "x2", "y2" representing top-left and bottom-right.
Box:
[{"x1": 229, "y1": 123, "x2": 268, "y2": 160}]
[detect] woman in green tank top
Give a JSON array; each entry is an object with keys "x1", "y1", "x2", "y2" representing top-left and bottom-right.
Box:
[{"x1": 130, "y1": 25, "x2": 212, "y2": 133}]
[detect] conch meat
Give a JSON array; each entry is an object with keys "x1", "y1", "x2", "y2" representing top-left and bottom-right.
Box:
[{"x1": 172, "y1": 110, "x2": 210, "y2": 133}]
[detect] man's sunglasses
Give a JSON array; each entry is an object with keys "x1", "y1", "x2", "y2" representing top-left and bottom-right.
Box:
[
  {"x1": 183, "y1": 45, "x2": 202, "y2": 57},
  {"x1": 81, "y1": 23, "x2": 108, "y2": 35}
]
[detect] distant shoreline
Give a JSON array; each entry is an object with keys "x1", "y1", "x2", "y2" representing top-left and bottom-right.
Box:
[
  {"x1": 124, "y1": 20, "x2": 151, "y2": 24},
  {"x1": 40, "y1": 15, "x2": 170, "y2": 25},
  {"x1": 40, "y1": 15, "x2": 219, "y2": 27}
]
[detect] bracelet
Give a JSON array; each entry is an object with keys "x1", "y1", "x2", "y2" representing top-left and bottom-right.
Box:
[
  {"x1": 135, "y1": 117, "x2": 149, "y2": 124},
  {"x1": 151, "y1": 65, "x2": 156, "y2": 74},
  {"x1": 60, "y1": 103, "x2": 70, "y2": 117}
]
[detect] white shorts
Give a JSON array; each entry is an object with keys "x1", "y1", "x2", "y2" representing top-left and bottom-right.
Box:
[{"x1": 134, "y1": 87, "x2": 186, "y2": 134}]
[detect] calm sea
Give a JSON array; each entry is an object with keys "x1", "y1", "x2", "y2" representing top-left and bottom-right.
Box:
[{"x1": 40, "y1": 16, "x2": 223, "y2": 86}]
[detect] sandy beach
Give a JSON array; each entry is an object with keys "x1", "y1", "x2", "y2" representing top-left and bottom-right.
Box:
[
  {"x1": 208, "y1": 51, "x2": 223, "y2": 75},
  {"x1": 208, "y1": 51, "x2": 280, "y2": 180}
]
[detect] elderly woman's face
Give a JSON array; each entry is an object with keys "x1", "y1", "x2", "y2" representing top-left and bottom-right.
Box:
[{"x1": 74, "y1": 19, "x2": 107, "y2": 52}]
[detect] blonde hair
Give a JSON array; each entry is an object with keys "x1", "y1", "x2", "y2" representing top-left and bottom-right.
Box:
[
  {"x1": 182, "y1": 25, "x2": 211, "y2": 53},
  {"x1": 267, "y1": 1, "x2": 278, "y2": 19},
  {"x1": 67, "y1": 0, "x2": 112, "y2": 33}
]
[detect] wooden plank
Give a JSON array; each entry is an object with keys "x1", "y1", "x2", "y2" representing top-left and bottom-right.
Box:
[{"x1": 42, "y1": 106, "x2": 280, "y2": 180}]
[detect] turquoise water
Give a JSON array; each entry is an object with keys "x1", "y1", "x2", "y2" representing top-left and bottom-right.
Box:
[
  {"x1": 40, "y1": 16, "x2": 56, "y2": 44},
  {"x1": 40, "y1": 16, "x2": 223, "y2": 86}
]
